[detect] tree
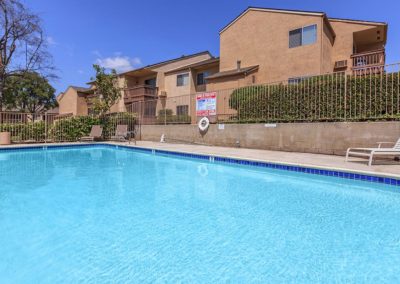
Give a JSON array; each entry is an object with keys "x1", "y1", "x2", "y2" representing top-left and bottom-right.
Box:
[
  {"x1": 4, "y1": 71, "x2": 57, "y2": 113},
  {"x1": 90, "y1": 64, "x2": 122, "y2": 116},
  {"x1": 0, "y1": 0, "x2": 55, "y2": 111}
]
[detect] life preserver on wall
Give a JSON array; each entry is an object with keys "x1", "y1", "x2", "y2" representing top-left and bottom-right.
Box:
[{"x1": 198, "y1": 117, "x2": 210, "y2": 132}]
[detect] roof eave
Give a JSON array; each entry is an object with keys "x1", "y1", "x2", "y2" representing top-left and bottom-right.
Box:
[
  {"x1": 220, "y1": 7, "x2": 325, "y2": 34},
  {"x1": 117, "y1": 51, "x2": 213, "y2": 76},
  {"x1": 328, "y1": 18, "x2": 387, "y2": 26}
]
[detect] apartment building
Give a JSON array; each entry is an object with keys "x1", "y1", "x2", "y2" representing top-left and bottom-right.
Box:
[
  {"x1": 206, "y1": 7, "x2": 387, "y2": 91},
  {"x1": 58, "y1": 51, "x2": 218, "y2": 116},
  {"x1": 57, "y1": 7, "x2": 387, "y2": 118}
]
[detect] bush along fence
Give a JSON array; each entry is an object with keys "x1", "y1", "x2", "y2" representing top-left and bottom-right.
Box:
[
  {"x1": 125, "y1": 63, "x2": 400, "y2": 124},
  {"x1": 226, "y1": 67, "x2": 400, "y2": 123},
  {"x1": 0, "y1": 112, "x2": 136, "y2": 144}
]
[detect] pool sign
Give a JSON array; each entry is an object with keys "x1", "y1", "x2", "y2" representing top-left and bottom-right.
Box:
[{"x1": 196, "y1": 92, "x2": 217, "y2": 116}]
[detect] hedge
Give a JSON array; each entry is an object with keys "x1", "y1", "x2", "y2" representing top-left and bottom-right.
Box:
[
  {"x1": 229, "y1": 72, "x2": 400, "y2": 123},
  {"x1": 0, "y1": 121, "x2": 46, "y2": 142},
  {"x1": 156, "y1": 109, "x2": 191, "y2": 124},
  {"x1": 0, "y1": 112, "x2": 136, "y2": 143}
]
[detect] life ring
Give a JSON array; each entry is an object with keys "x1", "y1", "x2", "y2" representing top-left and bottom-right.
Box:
[{"x1": 198, "y1": 117, "x2": 210, "y2": 132}]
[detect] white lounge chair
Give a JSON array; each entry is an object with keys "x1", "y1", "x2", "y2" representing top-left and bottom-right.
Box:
[
  {"x1": 80, "y1": 125, "x2": 103, "y2": 142},
  {"x1": 111, "y1": 125, "x2": 128, "y2": 141},
  {"x1": 346, "y1": 138, "x2": 400, "y2": 166}
]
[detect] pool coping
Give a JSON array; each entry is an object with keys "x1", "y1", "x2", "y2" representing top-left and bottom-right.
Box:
[{"x1": 0, "y1": 142, "x2": 399, "y2": 186}]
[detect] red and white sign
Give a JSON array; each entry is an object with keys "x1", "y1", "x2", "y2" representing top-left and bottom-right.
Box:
[{"x1": 196, "y1": 92, "x2": 217, "y2": 116}]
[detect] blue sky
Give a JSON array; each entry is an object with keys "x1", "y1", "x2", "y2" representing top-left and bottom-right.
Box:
[{"x1": 24, "y1": 0, "x2": 399, "y2": 94}]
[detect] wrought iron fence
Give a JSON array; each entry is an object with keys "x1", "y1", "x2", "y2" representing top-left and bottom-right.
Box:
[
  {"x1": 126, "y1": 94, "x2": 194, "y2": 125},
  {"x1": 0, "y1": 112, "x2": 136, "y2": 144},
  {"x1": 1, "y1": 64, "x2": 398, "y2": 144},
  {"x1": 126, "y1": 63, "x2": 400, "y2": 124}
]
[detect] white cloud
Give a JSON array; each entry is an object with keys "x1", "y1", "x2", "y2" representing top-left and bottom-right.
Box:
[
  {"x1": 95, "y1": 55, "x2": 142, "y2": 72},
  {"x1": 77, "y1": 69, "x2": 84, "y2": 74},
  {"x1": 46, "y1": 36, "x2": 57, "y2": 45},
  {"x1": 131, "y1": 57, "x2": 142, "y2": 66}
]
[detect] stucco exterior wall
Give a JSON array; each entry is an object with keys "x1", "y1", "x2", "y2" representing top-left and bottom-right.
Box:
[
  {"x1": 153, "y1": 53, "x2": 212, "y2": 92},
  {"x1": 164, "y1": 71, "x2": 192, "y2": 97},
  {"x1": 321, "y1": 21, "x2": 334, "y2": 74},
  {"x1": 219, "y1": 10, "x2": 323, "y2": 85},
  {"x1": 329, "y1": 21, "x2": 377, "y2": 67},
  {"x1": 139, "y1": 122, "x2": 400, "y2": 155},
  {"x1": 58, "y1": 87, "x2": 78, "y2": 115}
]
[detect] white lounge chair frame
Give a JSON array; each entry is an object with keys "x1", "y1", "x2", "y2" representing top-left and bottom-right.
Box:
[
  {"x1": 345, "y1": 138, "x2": 400, "y2": 166},
  {"x1": 111, "y1": 125, "x2": 128, "y2": 141}
]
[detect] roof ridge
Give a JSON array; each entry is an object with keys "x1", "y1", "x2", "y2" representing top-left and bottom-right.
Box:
[
  {"x1": 220, "y1": 7, "x2": 325, "y2": 34},
  {"x1": 118, "y1": 50, "x2": 212, "y2": 76}
]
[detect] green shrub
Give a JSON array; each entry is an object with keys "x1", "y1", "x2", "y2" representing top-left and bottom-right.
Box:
[
  {"x1": 49, "y1": 116, "x2": 101, "y2": 142},
  {"x1": 156, "y1": 109, "x2": 190, "y2": 124},
  {"x1": 229, "y1": 72, "x2": 400, "y2": 122},
  {"x1": 0, "y1": 121, "x2": 46, "y2": 142},
  {"x1": 100, "y1": 112, "x2": 137, "y2": 138}
]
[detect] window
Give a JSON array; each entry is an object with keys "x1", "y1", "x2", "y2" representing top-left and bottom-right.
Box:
[
  {"x1": 289, "y1": 24, "x2": 317, "y2": 48},
  {"x1": 176, "y1": 105, "x2": 189, "y2": 115},
  {"x1": 289, "y1": 28, "x2": 302, "y2": 48},
  {"x1": 288, "y1": 76, "x2": 311, "y2": 85},
  {"x1": 177, "y1": 73, "x2": 189, "y2": 86},
  {"x1": 144, "y1": 78, "x2": 156, "y2": 87},
  {"x1": 196, "y1": 72, "x2": 209, "y2": 85},
  {"x1": 288, "y1": 77, "x2": 302, "y2": 85}
]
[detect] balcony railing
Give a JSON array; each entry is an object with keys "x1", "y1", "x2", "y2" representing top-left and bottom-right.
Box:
[
  {"x1": 351, "y1": 49, "x2": 385, "y2": 74},
  {"x1": 124, "y1": 85, "x2": 158, "y2": 104}
]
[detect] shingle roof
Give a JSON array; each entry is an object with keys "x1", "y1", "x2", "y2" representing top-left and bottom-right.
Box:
[
  {"x1": 165, "y1": 57, "x2": 220, "y2": 74},
  {"x1": 206, "y1": 65, "x2": 259, "y2": 80},
  {"x1": 70, "y1": 86, "x2": 92, "y2": 93},
  {"x1": 118, "y1": 51, "x2": 213, "y2": 76}
]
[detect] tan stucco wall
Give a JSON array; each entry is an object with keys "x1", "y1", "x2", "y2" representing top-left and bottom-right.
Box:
[
  {"x1": 206, "y1": 72, "x2": 258, "y2": 92},
  {"x1": 58, "y1": 87, "x2": 78, "y2": 115},
  {"x1": 164, "y1": 71, "x2": 192, "y2": 97},
  {"x1": 219, "y1": 10, "x2": 324, "y2": 85},
  {"x1": 153, "y1": 53, "x2": 212, "y2": 93},
  {"x1": 329, "y1": 21, "x2": 382, "y2": 69},
  {"x1": 321, "y1": 21, "x2": 334, "y2": 74},
  {"x1": 139, "y1": 122, "x2": 400, "y2": 155}
]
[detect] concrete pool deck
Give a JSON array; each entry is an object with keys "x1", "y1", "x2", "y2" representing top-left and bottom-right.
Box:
[
  {"x1": 112, "y1": 141, "x2": 400, "y2": 178},
  {"x1": 0, "y1": 141, "x2": 399, "y2": 178}
]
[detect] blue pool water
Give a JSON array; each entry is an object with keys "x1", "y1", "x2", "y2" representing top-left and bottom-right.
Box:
[{"x1": 0, "y1": 145, "x2": 400, "y2": 283}]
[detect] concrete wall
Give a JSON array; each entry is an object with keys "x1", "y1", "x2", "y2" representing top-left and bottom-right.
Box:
[{"x1": 139, "y1": 122, "x2": 400, "y2": 155}]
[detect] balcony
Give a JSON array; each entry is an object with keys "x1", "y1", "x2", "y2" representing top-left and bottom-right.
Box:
[
  {"x1": 351, "y1": 49, "x2": 385, "y2": 74},
  {"x1": 124, "y1": 85, "x2": 158, "y2": 104}
]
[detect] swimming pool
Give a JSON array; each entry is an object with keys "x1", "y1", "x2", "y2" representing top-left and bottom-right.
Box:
[{"x1": 0, "y1": 144, "x2": 399, "y2": 283}]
